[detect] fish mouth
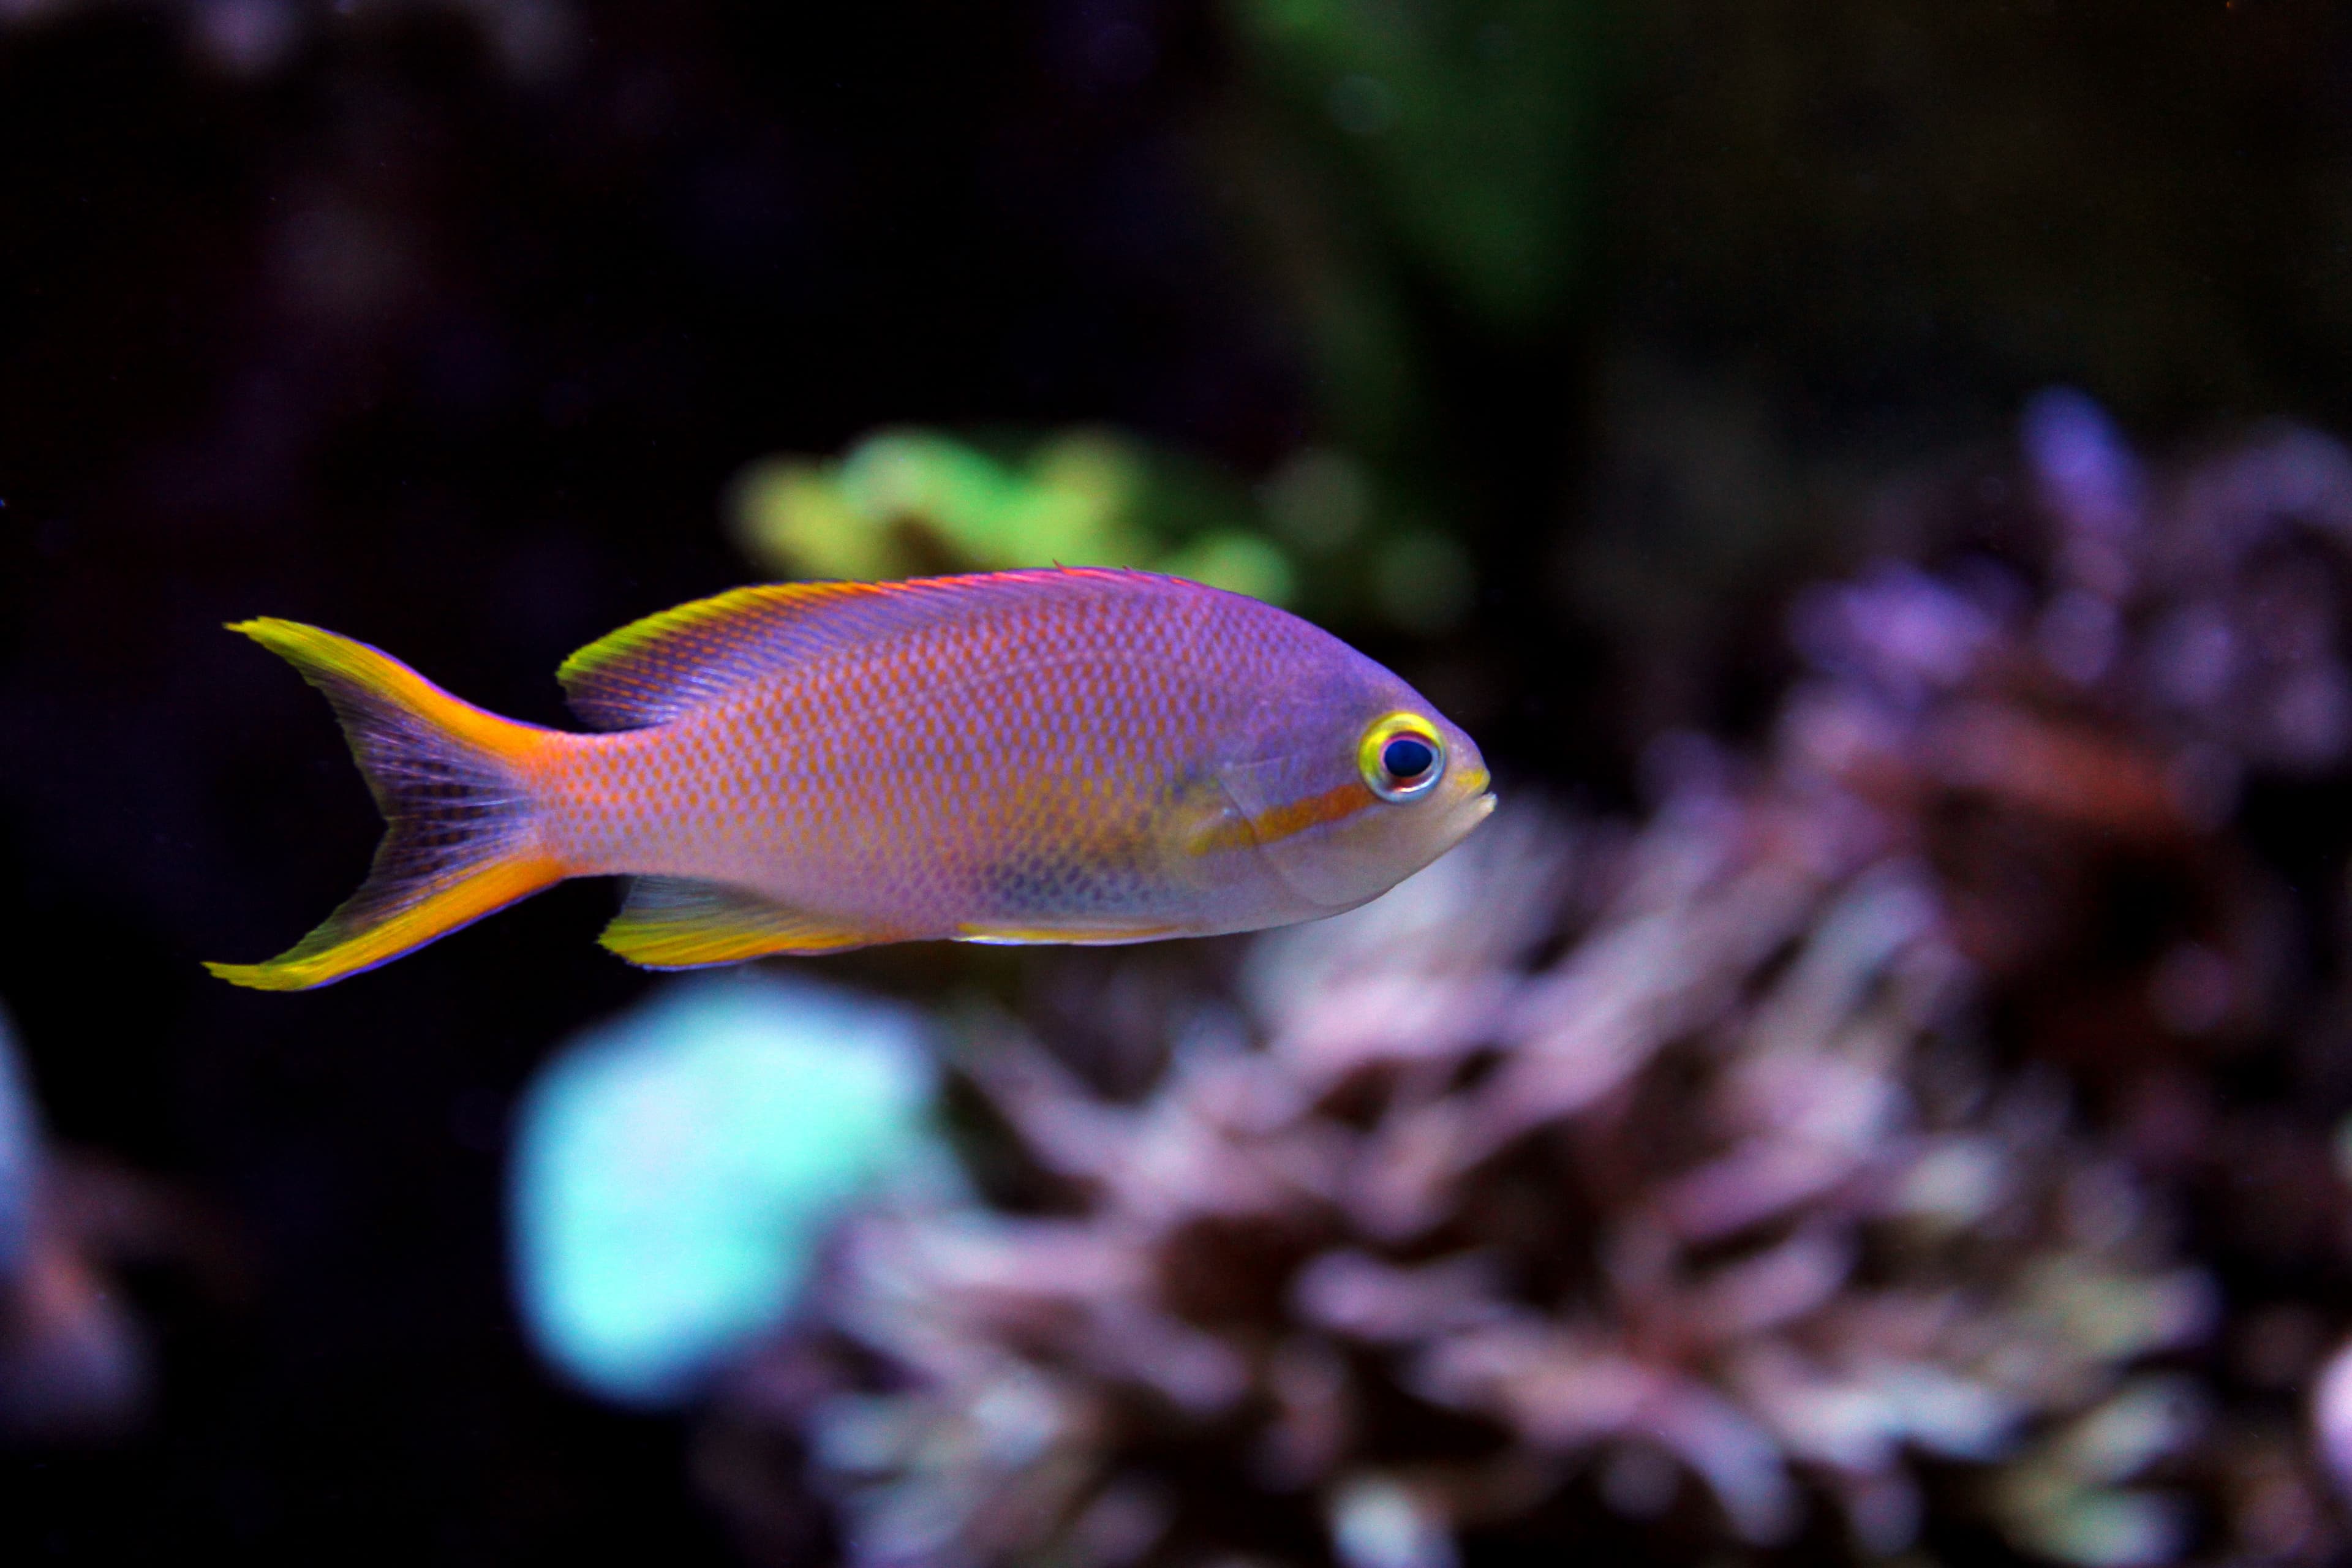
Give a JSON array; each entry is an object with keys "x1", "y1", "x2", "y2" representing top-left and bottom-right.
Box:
[
  {"x1": 1448, "y1": 766, "x2": 1497, "y2": 842},
  {"x1": 1460, "y1": 761, "x2": 1497, "y2": 821}
]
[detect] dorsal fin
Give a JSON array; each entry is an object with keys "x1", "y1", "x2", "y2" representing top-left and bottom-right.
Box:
[{"x1": 556, "y1": 568, "x2": 1153, "y2": 730}]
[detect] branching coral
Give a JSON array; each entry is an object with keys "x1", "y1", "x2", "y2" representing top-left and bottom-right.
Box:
[
  {"x1": 710, "y1": 799, "x2": 2214, "y2": 1566},
  {"x1": 1789, "y1": 388, "x2": 2352, "y2": 845},
  {"x1": 693, "y1": 396, "x2": 2352, "y2": 1567},
  {"x1": 1783, "y1": 393, "x2": 2352, "y2": 1256}
]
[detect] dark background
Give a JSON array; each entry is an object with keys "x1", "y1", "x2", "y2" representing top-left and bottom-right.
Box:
[{"x1": 4, "y1": 1, "x2": 2352, "y2": 1562}]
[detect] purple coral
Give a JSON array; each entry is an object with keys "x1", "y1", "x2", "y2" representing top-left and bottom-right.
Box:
[
  {"x1": 699, "y1": 395, "x2": 2352, "y2": 1567},
  {"x1": 704, "y1": 801, "x2": 2209, "y2": 1566}
]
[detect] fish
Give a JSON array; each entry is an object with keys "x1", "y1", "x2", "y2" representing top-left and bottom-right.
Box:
[{"x1": 206, "y1": 568, "x2": 1496, "y2": 990}]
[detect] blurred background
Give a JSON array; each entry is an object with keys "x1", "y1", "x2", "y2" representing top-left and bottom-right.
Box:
[{"x1": 9, "y1": 1, "x2": 2352, "y2": 1564}]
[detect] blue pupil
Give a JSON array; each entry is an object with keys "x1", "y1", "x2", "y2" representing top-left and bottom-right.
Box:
[{"x1": 1381, "y1": 735, "x2": 1436, "y2": 783}]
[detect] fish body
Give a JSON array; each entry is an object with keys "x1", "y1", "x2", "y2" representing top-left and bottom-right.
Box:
[{"x1": 209, "y1": 569, "x2": 1494, "y2": 989}]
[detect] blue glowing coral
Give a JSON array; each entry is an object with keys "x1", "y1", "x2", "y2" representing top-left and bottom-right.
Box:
[
  {"x1": 509, "y1": 975, "x2": 941, "y2": 1407},
  {"x1": 0, "y1": 1004, "x2": 34, "y2": 1284}
]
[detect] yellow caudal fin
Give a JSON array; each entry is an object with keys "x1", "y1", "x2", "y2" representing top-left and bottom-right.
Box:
[{"x1": 206, "y1": 620, "x2": 568, "y2": 990}]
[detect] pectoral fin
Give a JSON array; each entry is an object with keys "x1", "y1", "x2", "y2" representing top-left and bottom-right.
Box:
[
  {"x1": 1166, "y1": 774, "x2": 1257, "y2": 861},
  {"x1": 600, "y1": 878, "x2": 894, "y2": 968}
]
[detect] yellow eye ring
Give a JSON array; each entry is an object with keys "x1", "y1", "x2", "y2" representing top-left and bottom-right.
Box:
[{"x1": 1359, "y1": 712, "x2": 1446, "y2": 803}]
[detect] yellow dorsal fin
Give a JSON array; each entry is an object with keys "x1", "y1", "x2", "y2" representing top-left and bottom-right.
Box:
[{"x1": 600, "y1": 877, "x2": 897, "y2": 968}]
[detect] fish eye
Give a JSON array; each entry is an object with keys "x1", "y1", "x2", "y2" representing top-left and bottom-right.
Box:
[
  {"x1": 1359, "y1": 713, "x2": 1447, "y2": 803},
  {"x1": 1382, "y1": 735, "x2": 1435, "y2": 782}
]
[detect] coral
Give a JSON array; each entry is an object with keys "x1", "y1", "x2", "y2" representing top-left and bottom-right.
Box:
[
  {"x1": 0, "y1": 1003, "x2": 145, "y2": 1439},
  {"x1": 508, "y1": 976, "x2": 947, "y2": 1408},
  {"x1": 0, "y1": 1003, "x2": 239, "y2": 1440},
  {"x1": 691, "y1": 395, "x2": 2352, "y2": 1566},
  {"x1": 1791, "y1": 388, "x2": 2352, "y2": 832},
  {"x1": 728, "y1": 427, "x2": 1479, "y2": 638},
  {"x1": 1773, "y1": 394, "x2": 2352, "y2": 1559},
  {"x1": 729, "y1": 428, "x2": 1298, "y2": 611},
  {"x1": 707, "y1": 801, "x2": 2214, "y2": 1566},
  {"x1": 1782, "y1": 392, "x2": 2352, "y2": 1204}
]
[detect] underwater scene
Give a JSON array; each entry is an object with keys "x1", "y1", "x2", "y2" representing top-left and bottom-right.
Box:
[{"x1": 13, "y1": 2, "x2": 2352, "y2": 1564}]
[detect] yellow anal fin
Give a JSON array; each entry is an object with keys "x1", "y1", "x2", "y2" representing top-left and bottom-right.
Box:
[
  {"x1": 600, "y1": 877, "x2": 892, "y2": 969},
  {"x1": 954, "y1": 921, "x2": 1186, "y2": 947}
]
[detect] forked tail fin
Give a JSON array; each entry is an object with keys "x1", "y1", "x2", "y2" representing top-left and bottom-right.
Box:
[{"x1": 206, "y1": 620, "x2": 568, "y2": 990}]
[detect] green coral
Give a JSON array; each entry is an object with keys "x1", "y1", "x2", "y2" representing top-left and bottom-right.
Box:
[
  {"x1": 731, "y1": 428, "x2": 1287, "y2": 605},
  {"x1": 723, "y1": 4, "x2": 1614, "y2": 643},
  {"x1": 730, "y1": 428, "x2": 1476, "y2": 636}
]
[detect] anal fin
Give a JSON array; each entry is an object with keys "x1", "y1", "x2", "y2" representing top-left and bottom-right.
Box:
[{"x1": 600, "y1": 877, "x2": 890, "y2": 969}]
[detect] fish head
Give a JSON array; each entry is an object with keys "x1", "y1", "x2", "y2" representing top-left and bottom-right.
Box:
[{"x1": 1206, "y1": 655, "x2": 1496, "y2": 914}]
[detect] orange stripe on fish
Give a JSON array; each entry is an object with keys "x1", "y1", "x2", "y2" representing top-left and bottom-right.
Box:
[
  {"x1": 1184, "y1": 779, "x2": 1378, "y2": 856},
  {"x1": 1246, "y1": 780, "x2": 1381, "y2": 846}
]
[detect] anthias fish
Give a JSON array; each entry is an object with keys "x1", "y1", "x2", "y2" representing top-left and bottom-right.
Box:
[{"x1": 209, "y1": 568, "x2": 1496, "y2": 990}]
